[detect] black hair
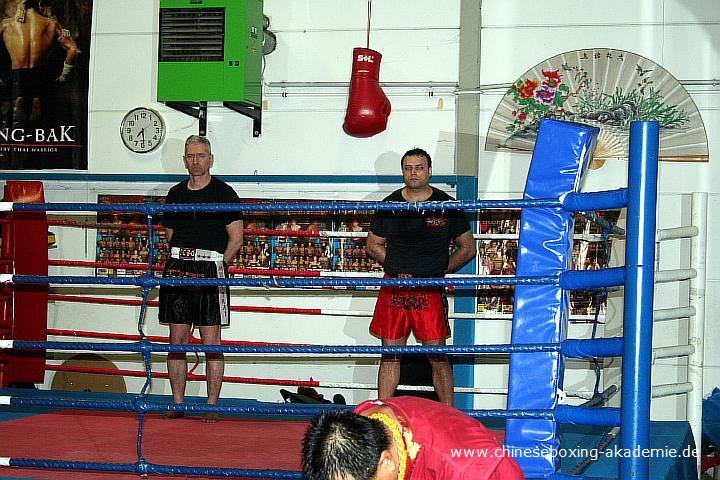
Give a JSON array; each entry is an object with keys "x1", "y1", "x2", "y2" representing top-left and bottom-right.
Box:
[
  {"x1": 302, "y1": 410, "x2": 390, "y2": 480},
  {"x1": 401, "y1": 148, "x2": 432, "y2": 169},
  {"x1": 24, "y1": 0, "x2": 54, "y2": 9}
]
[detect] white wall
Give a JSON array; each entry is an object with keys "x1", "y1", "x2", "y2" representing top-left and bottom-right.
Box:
[
  {"x1": 87, "y1": 0, "x2": 460, "y2": 175},
  {"x1": 1, "y1": 0, "x2": 719, "y2": 420},
  {"x1": 476, "y1": 0, "x2": 720, "y2": 419}
]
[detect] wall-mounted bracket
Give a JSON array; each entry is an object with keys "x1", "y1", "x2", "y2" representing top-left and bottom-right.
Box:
[
  {"x1": 224, "y1": 102, "x2": 262, "y2": 137},
  {"x1": 165, "y1": 101, "x2": 208, "y2": 136},
  {"x1": 165, "y1": 101, "x2": 262, "y2": 138}
]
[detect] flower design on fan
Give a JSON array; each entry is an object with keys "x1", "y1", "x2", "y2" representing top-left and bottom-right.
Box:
[
  {"x1": 486, "y1": 49, "x2": 708, "y2": 162},
  {"x1": 506, "y1": 69, "x2": 570, "y2": 135},
  {"x1": 535, "y1": 85, "x2": 555, "y2": 105},
  {"x1": 505, "y1": 57, "x2": 688, "y2": 136},
  {"x1": 542, "y1": 69, "x2": 561, "y2": 88},
  {"x1": 515, "y1": 79, "x2": 538, "y2": 99}
]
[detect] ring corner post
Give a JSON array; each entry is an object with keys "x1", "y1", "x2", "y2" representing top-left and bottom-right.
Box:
[{"x1": 619, "y1": 120, "x2": 660, "y2": 480}]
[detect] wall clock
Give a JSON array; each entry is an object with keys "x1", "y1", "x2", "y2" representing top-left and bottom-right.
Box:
[{"x1": 120, "y1": 107, "x2": 165, "y2": 153}]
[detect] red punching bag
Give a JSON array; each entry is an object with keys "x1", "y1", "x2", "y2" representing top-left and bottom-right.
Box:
[
  {"x1": 343, "y1": 47, "x2": 391, "y2": 138},
  {"x1": 342, "y1": 0, "x2": 390, "y2": 137}
]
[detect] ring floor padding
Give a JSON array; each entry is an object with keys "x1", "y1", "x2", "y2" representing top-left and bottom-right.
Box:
[
  {"x1": 1, "y1": 410, "x2": 308, "y2": 479},
  {"x1": 0, "y1": 390, "x2": 309, "y2": 480},
  {"x1": 0, "y1": 390, "x2": 695, "y2": 479},
  {"x1": 0, "y1": 390, "x2": 508, "y2": 480}
]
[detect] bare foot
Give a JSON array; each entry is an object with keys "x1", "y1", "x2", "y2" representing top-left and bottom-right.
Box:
[
  {"x1": 202, "y1": 412, "x2": 219, "y2": 423},
  {"x1": 163, "y1": 411, "x2": 184, "y2": 419}
]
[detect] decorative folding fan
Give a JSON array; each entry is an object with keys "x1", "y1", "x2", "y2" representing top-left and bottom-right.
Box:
[{"x1": 485, "y1": 48, "x2": 708, "y2": 168}]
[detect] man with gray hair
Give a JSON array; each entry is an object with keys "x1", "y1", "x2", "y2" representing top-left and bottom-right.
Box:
[{"x1": 159, "y1": 135, "x2": 243, "y2": 422}]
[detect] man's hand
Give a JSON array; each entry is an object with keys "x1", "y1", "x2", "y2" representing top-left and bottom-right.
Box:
[
  {"x1": 15, "y1": 2, "x2": 25, "y2": 23},
  {"x1": 365, "y1": 232, "x2": 387, "y2": 265},
  {"x1": 446, "y1": 230, "x2": 476, "y2": 274},
  {"x1": 224, "y1": 220, "x2": 244, "y2": 264},
  {"x1": 56, "y1": 63, "x2": 74, "y2": 82}
]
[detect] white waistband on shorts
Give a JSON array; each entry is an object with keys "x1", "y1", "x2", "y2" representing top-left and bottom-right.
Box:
[{"x1": 170, "y1": 246, "x2": 224, "y2": 262}]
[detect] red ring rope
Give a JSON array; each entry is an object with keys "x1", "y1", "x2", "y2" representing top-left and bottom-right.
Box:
[
  {"x1": 45, "y1": 364, "x2": 321, "y2": 388},
  {"x1": 46, "y1": 329, "x2": 321, "y2": 388},
  {"x1": 48, "y1": 219, "x2": 163, "y2": 232},
  {"x1": 50, "y1": 259, "x2": 163, "y2": 271},
  {"x1": 47, "y1": 294, "x2": 323, "y2": 316},
  {"x1": 46, "y1": 219, "x2": 326, "y2": 238},
  {"x1": 48, "y1": 259, "x2": 324, "y2": 277},
  {"x1": 47, "y1": 328, "x2": 311, "y2": 347}
]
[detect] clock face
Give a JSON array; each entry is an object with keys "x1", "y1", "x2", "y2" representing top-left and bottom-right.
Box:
[{"x1": 120, "y1": 108, "x2": 165, "y2": 153}]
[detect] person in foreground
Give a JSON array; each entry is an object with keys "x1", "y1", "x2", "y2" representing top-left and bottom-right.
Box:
[
  {"x1": 302, "y1": 396, "x2": 524, "y2": 480},
  {"x1": 159, "y1": 135, "x2": 243, "y2": 423}
]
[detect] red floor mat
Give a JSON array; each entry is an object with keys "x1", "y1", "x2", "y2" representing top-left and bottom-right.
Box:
[{"x1": 0, "y1": 410, "x2": 309, "y2": 479}]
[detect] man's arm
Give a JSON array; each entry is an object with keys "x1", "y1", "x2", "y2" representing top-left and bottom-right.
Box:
[
  {"x1": 365, "y1": 232, "x2": 386, "y2": 265},
  {"x1": 446, "y1": 230, "x2": 476, "y2": 274},
  {"x1": 54, "y1": 22, "x2": 80, "y2": 82},
  {"x1": 224, "y1": 220, "x2": 244, "y2": 264}
]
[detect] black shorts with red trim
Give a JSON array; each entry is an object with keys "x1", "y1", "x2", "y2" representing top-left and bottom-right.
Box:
[{"x1": 158, "y1": 255, "x2": 229, "y2": 327}]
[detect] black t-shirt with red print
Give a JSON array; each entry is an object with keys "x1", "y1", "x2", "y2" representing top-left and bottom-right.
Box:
[{"x1": 370, "y1": 187, "x2": 471, "y2": 277}]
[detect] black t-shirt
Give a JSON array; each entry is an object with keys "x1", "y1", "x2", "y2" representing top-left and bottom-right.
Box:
[
  {"x1": 370, "y1": 187, "x2": 472, "y2": 276},
  {"x1": 163, "y1": 177, "x2": 243, "y2": 254}
]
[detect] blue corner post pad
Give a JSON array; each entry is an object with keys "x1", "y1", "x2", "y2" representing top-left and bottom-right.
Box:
[{"x1": 505, "y1": 118, "x2": 599, "y2": 477}]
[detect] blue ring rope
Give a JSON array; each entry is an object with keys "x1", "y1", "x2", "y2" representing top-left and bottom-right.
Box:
[
  {"x1": 9, "y1": 459, "x2": 303, "y2": 479},
  {"x1": 134, "y1": 209, "x2": 155, "y2": 463},
  {"x1": 3, "y1": 397, "x2": 620, "y2": 426},
  {"x1": 11, "y1": 266, "x2": 626, "y2": 289},
  {"x1": 10, "y1": 189, "x2": 628, "y2": 214},
  {"x1": 15, "y1": 273, "x2": 558, "y2": 287},
  {"x1": 14, "y1": 199, "x2": 562, "y2": 213},
  {"x1": 9, "y1": 338, "x2": 623, "y2": 357}
]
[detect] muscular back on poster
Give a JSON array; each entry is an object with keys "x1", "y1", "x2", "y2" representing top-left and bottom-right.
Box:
[{"x1": 1, "y1": 6, "x2": 56, "y2": 69}]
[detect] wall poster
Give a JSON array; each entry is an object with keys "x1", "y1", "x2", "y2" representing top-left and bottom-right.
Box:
[{"x1": 0, "y1": 0, "x2": 92, "y2": 169}]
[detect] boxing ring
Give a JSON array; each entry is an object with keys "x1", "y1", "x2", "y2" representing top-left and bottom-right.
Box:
[{"x1": 0, "y1": 119, "x2": 705, "y2": 479}]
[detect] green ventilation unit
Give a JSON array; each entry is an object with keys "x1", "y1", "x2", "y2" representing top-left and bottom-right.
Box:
[{"x1": 157, "y1": 0, "x2": 264, "y2": 136}]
